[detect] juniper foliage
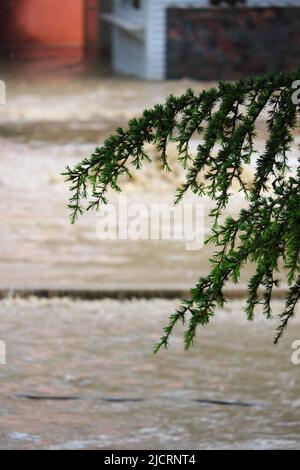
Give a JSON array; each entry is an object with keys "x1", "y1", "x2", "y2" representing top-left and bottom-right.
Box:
[{"x1": 64, "y1": 70, "x2": 300, "y2": 351}]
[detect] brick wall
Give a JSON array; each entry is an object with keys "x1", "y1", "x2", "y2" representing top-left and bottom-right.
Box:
[{"x1": 167, "y1": 7, "x2": 300, "y2": 80}]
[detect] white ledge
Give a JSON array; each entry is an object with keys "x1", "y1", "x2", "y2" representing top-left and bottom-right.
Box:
[{"x1": 101, "y1": 13, "x2": 144, "y2": 32}]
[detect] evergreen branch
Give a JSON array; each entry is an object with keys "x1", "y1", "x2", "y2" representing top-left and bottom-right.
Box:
[{"x1": 64, "y1": 69, "x2": 300, "y2": 350}]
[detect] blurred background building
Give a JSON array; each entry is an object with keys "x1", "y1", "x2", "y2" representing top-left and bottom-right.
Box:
[
  {"x1": 0, "y1": 0, "x2": 299, "y2": 79},
  {"x1": 0, "y1": 0, "x2": 100, "y2": 63}
]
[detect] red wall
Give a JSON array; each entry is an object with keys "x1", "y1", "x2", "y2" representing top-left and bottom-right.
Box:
[{"x1": 0, "y1": 0, "x2": 94, "y2": 62}]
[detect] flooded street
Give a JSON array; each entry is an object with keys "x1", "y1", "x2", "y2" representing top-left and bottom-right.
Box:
[
  {"x1": 0, "y1": 73, "x2": 298, "y2": 290},
  {"x1": 0, "y1": 72, "x2": 250, "y2": 290},
  {"x1": 0, "y1": 67, "x2": 299, "y2": 449},
  {"x1": 0, "y1": 297, "x2": 299, "y2": 450}
]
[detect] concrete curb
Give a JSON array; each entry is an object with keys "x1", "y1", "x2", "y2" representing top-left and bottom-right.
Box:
[{"x1": 0, "y1": 287, "x2": 289, "y2": 301}]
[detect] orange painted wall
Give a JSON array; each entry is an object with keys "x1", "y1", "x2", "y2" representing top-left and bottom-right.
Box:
[{"x1": 0, "y1": 0, "x2": 88, "y2": 61}]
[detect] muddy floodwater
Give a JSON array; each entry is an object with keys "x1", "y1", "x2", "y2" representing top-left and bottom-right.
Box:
[
  {"x1": 0, "y1": 297, "x2": 299, "y2": 450},
  {"x1": 0, "y1": 68, "x2": 299, "y2": 449},
  {"x1": 0, "y1": 76, "x2": 299, "y2": 291}
]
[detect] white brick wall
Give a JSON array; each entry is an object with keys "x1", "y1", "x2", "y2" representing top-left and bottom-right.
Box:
[
  {"x1": 111, "y1": 0, "x2": 146, "y2": 78},
  {"x1": 145, "y1": 1, "x2": 208, "y2": 80},
  {"x1": 111, "y1": 0, "x2": 300, "y2": 80},
  {"x1": 111, "y1": 0, "x2": 208, "y2": 79}
]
